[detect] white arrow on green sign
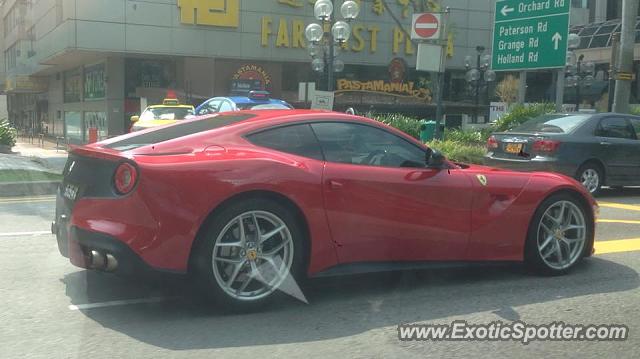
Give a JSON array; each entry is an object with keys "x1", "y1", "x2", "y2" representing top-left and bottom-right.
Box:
[{"x1": 492, "y1": 0, "x2": 571, "y2": 71}]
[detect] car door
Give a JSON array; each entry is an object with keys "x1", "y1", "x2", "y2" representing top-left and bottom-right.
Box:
[
  {"x1": 627, "y1": 117, "x2": 640, "y2": 181},
  {"x1": 595, "y1": 116, "x2": 638, "y2": 183},
  {"x1": 310, "y1": 122, "x2": 473, "y2": 263}
]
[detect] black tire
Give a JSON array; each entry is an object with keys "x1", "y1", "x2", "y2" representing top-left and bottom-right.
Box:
[
  {"x1": 576, "y1": 163, "x2": 603, "y2": 196},
  {"x1": 524, "y1": 193, "x2": 593, "y2": 276},
  {"x1": 191, "y1": 198, "x2": 306, "y2": 312}
]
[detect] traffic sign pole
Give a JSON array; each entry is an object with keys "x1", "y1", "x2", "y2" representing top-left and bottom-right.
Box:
[
  {"x1": 555, "y1": 69, "x2": 565, "y2": 112},
  {"x1": 434, "y1": 9, "x2": 450, "y2": 141},
  {"x1": 412, "y1": 9, "x2": 449, "y2": 140},
  {"x1": 518, "y1": 71, "x2": 527, "y2": 104}
]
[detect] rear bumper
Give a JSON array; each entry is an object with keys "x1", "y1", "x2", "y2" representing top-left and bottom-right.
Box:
[
  {"x1": 53, "y1": 190, "x2": 175, "y2": 276},
  {"x1": 56, "y1": 224, "x2": 156, "y2": 275},
  {"x1": 484, "y1": 155, "x2": 578, "y2": 177}
]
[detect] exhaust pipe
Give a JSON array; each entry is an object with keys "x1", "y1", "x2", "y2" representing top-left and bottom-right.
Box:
[
  {"x1": 87, "y1": 251, "x2": 118, "y2": 272},
  {"x1": 105, "y1": 254, "x2": 118, "y2": 272},
  {"x1": 89, "y1": 250, "x2": 106, "y2": 269}
]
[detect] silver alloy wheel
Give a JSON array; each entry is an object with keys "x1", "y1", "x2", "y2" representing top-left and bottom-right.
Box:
[
  {"x1": 537, "y1": 200, "x2": 587, "y2": 270},
  {"x1": 580, "y1": 168, "x2": 600, "y2": 193},
  {"x1": 212, "y1": 210, "x2": 294, "y2": 301}
]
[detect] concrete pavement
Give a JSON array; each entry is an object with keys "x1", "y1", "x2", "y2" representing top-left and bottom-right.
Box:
[
  {"x1": 11, "y1": 140, "x2": 68, "y2": 174},
  {"x1": 1, "y1": 192, "x2": 639, "y2": 358}
]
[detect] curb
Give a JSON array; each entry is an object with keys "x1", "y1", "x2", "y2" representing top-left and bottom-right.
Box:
[{"x1": 0, "y1": 181, "x2": 60, "y2": 197}]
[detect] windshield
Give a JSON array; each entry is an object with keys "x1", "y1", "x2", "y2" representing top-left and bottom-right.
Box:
[
  {"x1": 511, "y1": 114, "x2": 591, "y2": 133},
  {"x1": 140, "y1": 107, "x2": 194, "y2": 121},
  {"x1": 236, "y1": 103, "x2": 292, "y2": 110}
]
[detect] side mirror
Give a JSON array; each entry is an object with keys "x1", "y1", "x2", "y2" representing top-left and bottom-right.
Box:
[
  {"x1": 427, "y1": 150, "x2": 446, "y2": 169},
  {"x1": 130, "y1": 116, "x2": 140, "y2": 123}
]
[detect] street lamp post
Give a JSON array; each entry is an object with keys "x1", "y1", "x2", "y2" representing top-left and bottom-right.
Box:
[
  {"x1": 566, "y1": 35, "x2": 595, "y2": 111},
  {"x1": 566, "y1": 55, "x2": 595, "y2": 111},
  {"x1": 305, "y1": 0, "x2": 360, "y2": 92},
  {"x1": 465, "y1": 46, "x2": 496, "y2": 123}
]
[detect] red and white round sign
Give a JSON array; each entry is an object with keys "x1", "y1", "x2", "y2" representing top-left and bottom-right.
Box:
[{"x1": 412, "y1": 13, "x2": 441, "y2": 40}]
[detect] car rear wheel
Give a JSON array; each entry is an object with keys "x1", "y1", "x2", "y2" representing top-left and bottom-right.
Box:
[
  {"x1": 193, "y1": 198, "x2": 305, "y2": 311},
  {"x1": 577, "y1": 164, "x2": 602, "y2": 195},
  {"x1": 525, "y1": 194, "x2": 591, "y2": 275}
]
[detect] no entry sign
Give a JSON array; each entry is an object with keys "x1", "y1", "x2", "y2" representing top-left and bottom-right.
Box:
[{"x1": 411, "y1": 13, "x2": 442, "y2": 40}]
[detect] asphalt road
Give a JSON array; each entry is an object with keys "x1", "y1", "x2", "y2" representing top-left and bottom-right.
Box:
[{"x1": 2, "y1": 189, "x2": 640, "y2": 359}]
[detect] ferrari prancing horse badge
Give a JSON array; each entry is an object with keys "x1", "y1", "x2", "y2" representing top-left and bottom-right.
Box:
[{"x1": 476, "y1": 175, "x2": 488, "y2": 186}]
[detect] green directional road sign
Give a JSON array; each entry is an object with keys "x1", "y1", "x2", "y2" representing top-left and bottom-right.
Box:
[{"x1": 492, "y1": 0, "x2": 571, "y2": 71}]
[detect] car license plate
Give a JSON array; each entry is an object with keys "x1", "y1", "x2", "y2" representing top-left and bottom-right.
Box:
[
  {"x1": 63, "y1": 183, "x2": 79, "y2": 201},
  {"x1": 505, "y1": 143, "x2": 523, "y2": 154}
]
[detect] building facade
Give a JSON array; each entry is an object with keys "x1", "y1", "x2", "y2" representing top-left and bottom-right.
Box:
[{"x1": 0, "y1": 0, "x2": 619, "y2": 142}]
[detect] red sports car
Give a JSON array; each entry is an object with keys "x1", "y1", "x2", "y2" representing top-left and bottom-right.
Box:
[{"x1": 53, "y1": 110, "x2": 597, "y2": 310}]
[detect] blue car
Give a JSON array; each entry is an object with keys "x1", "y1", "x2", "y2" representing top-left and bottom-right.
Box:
[{"x1": 195, "y1": 91, "x2": 293, "y2": 116}]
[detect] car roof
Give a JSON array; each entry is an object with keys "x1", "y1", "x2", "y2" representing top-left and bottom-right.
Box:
[
  {"x1": 148, "y1": 104, "x2": 194, "y2": 109},
  {"x1": 100, "y1": 110, "x2": 425, "y2": 154},
  {"x1": 226, "y1": 96, "x2": 288, "y2": 105}
]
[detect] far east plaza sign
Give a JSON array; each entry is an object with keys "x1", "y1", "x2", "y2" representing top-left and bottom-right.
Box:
[{"x1": 492, "y1": 0, "x2": 570, "y2": 71}]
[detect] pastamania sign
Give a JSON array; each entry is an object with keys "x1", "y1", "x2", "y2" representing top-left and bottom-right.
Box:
[{"x1": 337, "y1": 79, "x2": 431, "y2": 100}]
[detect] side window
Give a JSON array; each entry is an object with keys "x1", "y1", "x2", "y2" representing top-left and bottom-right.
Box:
[
  {"x1": 310, "y1": 122, "x2": 426, "y2": 168},
  {"x1": 218, "y1": 101, "x2": 234, "y2": 112},
  {"x1": 246, "y1": 124, "x2": 324, "y2": 161},
  {"x1": 630, "y1": 119, "x2": 640, "y2": 140},
  {"x1": 597, "y1": 118, "x2": 635, "y2": 139},
  {"x1": 199, "y1": 100, "x2": 221, "y2": 115}
]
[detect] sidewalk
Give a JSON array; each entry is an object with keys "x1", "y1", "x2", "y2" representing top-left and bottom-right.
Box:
[
  {"x1": 11, "y1": 138, "x2": 68, "y2": 174},
  {"x1": 0, "y1": 139, "x2": 68, "y2": 197}
]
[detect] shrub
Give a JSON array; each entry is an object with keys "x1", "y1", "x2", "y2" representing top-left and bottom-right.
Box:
[
  {"x1": 0, "y1": 119, "x2": 16, "y2": 148},
  {"x1": 367, "y1": 112, "x2": 422, "y2": 140},
  {"x1": 428, "y1": 139, "x2": 486, "y2": 165},
  {"x1": 443, "y1": 128, "x2": 491, "y2": 146},
  {"x1": 631, "y1": 106, "x2": 640, "y2": 116},
  {"x1": 495, "y1": 75, "x2": 519, "y2": 105},
  {"x1": 493, "y1": 103, "x2": 555, "y2": 132}
]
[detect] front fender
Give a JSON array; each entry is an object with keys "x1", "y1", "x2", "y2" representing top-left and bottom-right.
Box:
[{"x1": 465, "y1": 169, "x2": 595, "y2": 261}]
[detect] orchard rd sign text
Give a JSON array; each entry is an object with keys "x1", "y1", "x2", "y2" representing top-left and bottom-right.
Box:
[{"x1": 492, "y1": 0, "x2": 570, "y2": 71}]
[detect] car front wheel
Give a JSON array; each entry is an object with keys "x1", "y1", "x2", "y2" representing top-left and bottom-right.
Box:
[
  {"x1": 193, "y1": 198, "x2": 305, "y2": 311},
  {"x1": 525, "y1": 194, "x2": 591, "y2": 275}
]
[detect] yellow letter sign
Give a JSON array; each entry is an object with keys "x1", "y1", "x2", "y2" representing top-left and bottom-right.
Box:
[{"x1": 178, "y1": 0, "x2": 239, "y2": 27}]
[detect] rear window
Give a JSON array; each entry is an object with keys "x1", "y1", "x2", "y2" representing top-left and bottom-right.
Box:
[
  {"x1": 511, "y1": 114, "x2": 591, "y2": 134},
  {"x1": 141, "y1": 107, "x2": 194, "y2": 121},
  {"x1": 105, "y1": 114, "x2": 256, "y2": 151}
]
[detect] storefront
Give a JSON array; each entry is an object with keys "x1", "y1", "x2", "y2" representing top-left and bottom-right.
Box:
[{"x1": 58, "y1": 63, "x2": 109, "y2": 144}]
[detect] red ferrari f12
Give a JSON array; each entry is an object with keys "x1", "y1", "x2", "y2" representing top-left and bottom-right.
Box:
[{"x1": 53, "y1": 110, "x2": 596, "y2": 309}]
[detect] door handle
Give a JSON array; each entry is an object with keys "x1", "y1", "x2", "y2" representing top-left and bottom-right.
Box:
[
  {"x1": 600, "y1": 142, "x2": 611, "y2": 146},
  {"x1": 327, "y1": 180, "x2": 344, "y2": 190}
]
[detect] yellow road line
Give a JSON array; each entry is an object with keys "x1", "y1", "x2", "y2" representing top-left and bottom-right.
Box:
[
  {"x1": 595, "y1": 238, "x2": 640, "y2": 255},
  {"x1": 598, "y1": 202, "x2": 640, "y2": 212},
  {"x1": 598, "y1": 219, "x2": 640, "y2": 225}
]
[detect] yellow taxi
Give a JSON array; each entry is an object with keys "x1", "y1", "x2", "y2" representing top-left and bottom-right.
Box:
[{"x1": 130, "y1": 98, "x2": 195, "y2": 132}]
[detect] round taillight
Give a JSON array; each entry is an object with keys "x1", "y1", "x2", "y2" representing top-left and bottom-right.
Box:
[{"x1": 114, "y1": 163, "x2": 138, "y2": 195}]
